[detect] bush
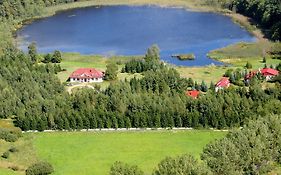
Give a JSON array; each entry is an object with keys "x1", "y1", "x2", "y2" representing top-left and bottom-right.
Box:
[
  {"x1": 153, "y1": 154, "x2": 211, "y2": 175},
  {"x1": 0, "y1": 128, "x2": 22, "y2": 142},
  {"x1": 110, "y1": 161, "x2": 144, "y2": 175},
  {"x1": 8, "y1": 165, "x2": 19, "y2": 171},
  {"x1": 2, "y1": 151, "x2": 9, "y2": 159},
  {"x1": 245, "y1": 62, "x2": 252, "y2": 69},
  {"x1": 9, "y1": 147, "x2": 18, "y2": 153},
  {"x1": 26, "y1": 162, "x2": 54, "y2": 175}
]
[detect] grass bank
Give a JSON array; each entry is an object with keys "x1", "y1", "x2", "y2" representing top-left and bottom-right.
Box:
[
  {"x1": 0, "y1": 120, "x2": 39, "y2": 175},
  {"x1": 43, "y1": 0, "x2": 217, "y2": 16},
  {"x1": 32, "y1": 130, "x2": 226, "y2": 175},
  {"x1": 207, "y1": 41, "x2": 280, "y2": 69}
]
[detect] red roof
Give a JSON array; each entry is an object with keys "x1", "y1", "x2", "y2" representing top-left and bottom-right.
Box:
[
  {"x1": 216, "y1": 77, "x2": 230, "y2": 88},
  {"x1": 261, "y1": 68, "x2": 279, "y2": 76},
  {"x1": 245, "y1": 71, "x2": 257, "y2": 80},
  {"x1": 186, "y1": 90, "x2": 200, "y2": 99},
  {"x1": 69, "y1": 68, "x2": 104, "y2": 79}
]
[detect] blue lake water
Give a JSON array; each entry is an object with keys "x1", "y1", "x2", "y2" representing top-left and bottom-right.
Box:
[{"x1": 17, "y1": 5, "x2": 256, "y2": 66}]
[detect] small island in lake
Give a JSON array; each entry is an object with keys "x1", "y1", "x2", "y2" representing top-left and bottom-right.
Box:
[{"x1": 172, "y1": 53, "x2": 196, "y2": 60}]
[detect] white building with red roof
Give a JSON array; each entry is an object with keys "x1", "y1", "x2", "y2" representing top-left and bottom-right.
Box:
[
  {"x1": 260, "y1": 68, "x2": 279, "y2": 81},
  {"x1": 215, "y1": 77, "x2": 230, "y2": 92},
  {"x1": 69, "y1": 68, "x2": 104, "y2": 83}
]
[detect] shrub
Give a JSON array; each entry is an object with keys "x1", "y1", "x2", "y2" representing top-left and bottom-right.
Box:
[
  {"x1": 0, "y1": 128, "x2": 22, "y2": 142},
  {"x1": 8, "y1": 165, "x2": 19, "y2": 171},
  {"x1": 245, "y1": 62, "x2": 252, "y2": 69},
  {"x1": 2, "y1": 151, "x2": 9, "y2": 159},
  {"x1": 26, "y1": 162, "x2": 54, "y2": 175},
  {"x1": 153, "y1": 154, "x2": 211, "y2": 175},
  {"x1": 9, "y1": 147, "x2": 18, "y2": 153},
  {"x1": 110, "y1": 161, "x2": 144, "y2": 175}
]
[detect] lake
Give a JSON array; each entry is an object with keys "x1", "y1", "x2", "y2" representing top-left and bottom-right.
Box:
[{"x1": 17, "y1": 5, "x2": 256, "y2": 66}]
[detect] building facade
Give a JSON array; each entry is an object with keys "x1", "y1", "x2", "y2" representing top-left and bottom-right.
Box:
[{"x1": 69, "y1": 68, "x2": 104, "y2": 83}]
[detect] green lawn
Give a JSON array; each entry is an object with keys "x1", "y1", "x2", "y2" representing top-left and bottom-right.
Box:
[
  {"x1": 0, "y1": 135, "x2": 39, "y2": 175},
  {"x1": 0, "y1": 168, "x2": 20, "y2": 175},
  {"x1": 176, "y1": 65, "x2": 229, "y2": 85},
  {"x1": 33, "y1": 130, "x2": 226, "y2": 175}
]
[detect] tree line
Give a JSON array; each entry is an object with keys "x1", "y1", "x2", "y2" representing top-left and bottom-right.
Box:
[{"x1": 0, "y1": 0, "x2": 88, "y2": 52}]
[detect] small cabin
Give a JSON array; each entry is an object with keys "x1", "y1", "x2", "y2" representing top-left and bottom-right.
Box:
[
  {"x1": 215, "y1": 77, "x2": 230, "y2": 92},
  {"x1": 186, "y1": 90, "x2": 200, "y2": 99}
]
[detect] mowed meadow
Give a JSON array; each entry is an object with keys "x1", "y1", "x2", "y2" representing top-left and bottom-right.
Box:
[{"x1": 32, "y1": 130, "x2": 226, "y2": 175}]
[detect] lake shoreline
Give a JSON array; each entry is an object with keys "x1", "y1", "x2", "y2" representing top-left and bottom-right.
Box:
[
  {"x1": 46, "y1": 1, "x2": 266, "y2": 41},
  {"x1": 15, "y1": 0, "x2": 264, "y2": 43}
]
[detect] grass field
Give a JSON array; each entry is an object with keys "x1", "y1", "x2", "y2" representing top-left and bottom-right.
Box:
[
  {"x1": 0, "y1": 168, "x2": 19, "y2": 175},
  {"x1": 32, "y1": 130, "x2": 226, "y2": 175},
  {"x1": 208, "y1": 41, "x2": 280, "y2": 69},
  {"x1": 0, "y1": 119, "x2": 226, "y2": 174},
  {"x1": 176, "y1": 65, "x2": 229, "y2": 84}
]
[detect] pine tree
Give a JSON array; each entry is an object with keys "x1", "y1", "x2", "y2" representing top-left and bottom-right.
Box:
[
  {"x1": 51, "y1": 50, "x2": 62, "y2": 63},
  {"x1": 245, "y1": 62, "x2": 252, "y2": 69}
]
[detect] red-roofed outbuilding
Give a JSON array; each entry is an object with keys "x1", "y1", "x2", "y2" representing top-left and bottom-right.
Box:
[
  {"x1": 69, "y1": 68, "x2": 104, "y2": 83},
  {"x1": 215, "y1": 77, "x2": 230, "y2": 92},
  {"x1": 261, "y1": 68, "x2": 279, "y2": 80},
  {"x1": 245, "y1": 71, "x2": 257, "y2": 80},
  {"x1": 186, "y1": 90, "x2": 200, "y2": 99}
]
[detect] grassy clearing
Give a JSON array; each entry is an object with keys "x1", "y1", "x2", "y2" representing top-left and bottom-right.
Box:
[
  {"x1": 0, "y1": 135, "x2": 39, "y2": 175},
  {"x1": 58, "y1": 53, "x2": 106, "y2": 82},
  {"x1": 0, "y1": 120, "x2": 39, "y2": 175},
  {"x1": 176, "y1": 65, "x2": 229, "y2": 84},
  {"x1": 208, "y1": 41, "x2": 280, "y2": 69},
  {"x1": 33, "y1": 130, "x2": 226, "y2": 175},
  {"x1": 0, "y1": 119, "x2": 16, "y2": 129},
  {"x1": 0, "y1": 168, "x2": 19, "y2": 175}
]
